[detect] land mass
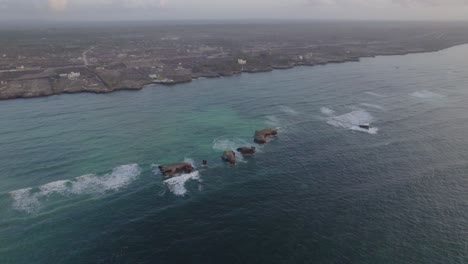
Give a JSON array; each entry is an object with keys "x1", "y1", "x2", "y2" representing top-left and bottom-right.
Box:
[{"x1": 1, "y1": 21, "x2": 468, "y2": 100}]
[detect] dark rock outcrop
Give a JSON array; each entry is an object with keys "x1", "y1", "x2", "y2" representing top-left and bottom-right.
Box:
[
  {"x1": 221, "y1": 150, "x2": 236, "y2": 164},
  {"x1": 158, "y1": 162, "x2": 194, "y2": 177},
  {"x1": 254, "y1": 128, "x2": 278, "y2": 144},
  {"x1": 237, "y1": 146, "x2": 256, "y2": 155}
]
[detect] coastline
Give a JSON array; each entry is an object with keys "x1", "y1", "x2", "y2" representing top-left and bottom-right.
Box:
[{"x1": 1, "y1": 42, "x2": 467, "y2": 101}]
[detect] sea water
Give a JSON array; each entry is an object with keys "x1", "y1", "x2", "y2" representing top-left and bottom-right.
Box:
[{"x1": 1, "y1": 45, "x2": 468, "y2": 263}]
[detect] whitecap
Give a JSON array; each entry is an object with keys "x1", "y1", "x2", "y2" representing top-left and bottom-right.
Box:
[
  {"x1": 320, "y1": 107, "x2": 335, "y2": 116},
  {"x1": 279, "y1": 106, "x2": 299, "y2": 116},
  {"x1": 10, "y1": 188, "x2": 40, "y2": 214},
  {"x1": 9, "y1": 164, "x2": 141, "y2": 213},
  {"x1": 359, "y1": 103, "x2": 384, "y2": 110},
  {"x1": 410, "y1": 90, "x2": 444, "y2": 99},
  {"x1": 326, "y1": 110, "x2": 378, "y2": 134},
  {"x1": 164, "y1": 171, "x2": 200, "y2": 196}
]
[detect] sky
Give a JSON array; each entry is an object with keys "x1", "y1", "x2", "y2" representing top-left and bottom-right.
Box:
[{"x1": 0, "y1": 0, "x2": 468, "y2": 21}]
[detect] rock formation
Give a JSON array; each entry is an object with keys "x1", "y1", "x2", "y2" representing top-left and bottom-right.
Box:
[
  {"x1": 159, "y1": 162, "x2": 194, "y2": 177},
  {"x1": 221, "y1": 150, "x2": 236, "y2": 164},
  {"x1": 237, "y1": 146, "x2": 256, "y2": 155},
  {"x1": 254, "y1": 128, "x2": 278, "y2": 144}
]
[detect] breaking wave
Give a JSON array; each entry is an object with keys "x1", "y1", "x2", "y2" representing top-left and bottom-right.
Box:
[
  {"x1": 9, "y1": 164, "x2": 141, "y2": 213},
  {"x1": 184, "y1": 157, "x2": 196, "y2": 169},
  {"x1": 410, "y1": 90, "x2": 444, "y2": 99},
  {"x1": 164, "y1": 171, "x2": 200, "y2": 196},
  {"x1": 279, "y1": 106, "x2": 299, "y2": 116},
  {"x1": 326, "y1": 110, "x2": 378, "y2": 134},
  {"x1": 320, "y1": 107, "x2": 335, "y2": 116}
]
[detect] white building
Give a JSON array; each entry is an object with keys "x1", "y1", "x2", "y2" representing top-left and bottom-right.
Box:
[
  {"x1": 67, "y1": 72, "x2": 81, "y2": 80},
  {"x1": 176, "y1": 63, "x2": 184, "y2": 71},
  {"x1": 237, "y1": 59, "x2": 247, "y2": 65}
]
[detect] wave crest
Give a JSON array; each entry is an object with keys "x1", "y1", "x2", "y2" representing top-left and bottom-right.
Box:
[
  {"x1": 164, "y1": 171, "x2": 200, "y2": 196},
  {"x1": 326, "y1": 110, "x2": 378, "y2": 134},
  {"x1": 10, "y1": 164, "x2": 141, "y2": 213}
]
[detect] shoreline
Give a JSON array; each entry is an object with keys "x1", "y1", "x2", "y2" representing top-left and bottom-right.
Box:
[{"x1": 1, "y1": 43, "x2": 467, "y2": 101}]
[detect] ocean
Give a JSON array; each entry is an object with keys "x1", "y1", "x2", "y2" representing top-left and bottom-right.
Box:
[{"x1": 0, "y1": 45, "x2": 467, "y2": 263}]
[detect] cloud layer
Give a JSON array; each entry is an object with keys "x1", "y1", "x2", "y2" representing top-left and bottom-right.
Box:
[{"x1": 0, "y1": 0, "x2": 468, "y2": 20}]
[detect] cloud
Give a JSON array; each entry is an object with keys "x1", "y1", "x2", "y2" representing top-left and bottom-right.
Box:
[{"x1": 0, "y1": 0, "x2": 165, "y2": 13}]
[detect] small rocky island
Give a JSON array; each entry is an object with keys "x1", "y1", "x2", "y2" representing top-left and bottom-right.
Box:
[
  {"x1": 221, "y1": 151, "x2": 237, "y2": 164},
  {"x1": 2, "y1": 21, "x2": 468, "y2": 100},
  {"x1": 159, "y1": 162, "x2": 194, "y2": 177},
  {"x1": 237, "y1": 147, "x2": 256, "y2": 155},
  {"x1": 254, "y1": 129, "x2": 278, "y2": 144}
]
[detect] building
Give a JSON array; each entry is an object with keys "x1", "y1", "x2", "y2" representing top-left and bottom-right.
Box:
[
  {"x1": 67, "y1": 72, "x2": 81, "y2": 80},
  {"x1": 237, "y1": 59, "x2": 247, "y2": 65},
  {"x1": 60, "y1": 72, "x2": 81, "y2": 80}
]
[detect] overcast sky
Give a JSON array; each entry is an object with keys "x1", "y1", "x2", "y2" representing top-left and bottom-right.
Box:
[{"x1": 0, "y1": 0, "x2": 468, "y2": 21}]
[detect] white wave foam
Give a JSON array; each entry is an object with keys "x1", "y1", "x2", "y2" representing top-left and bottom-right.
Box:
[
  {"x1": 212, "y1": 137, "x2": 258, "y2": 162},
  {"x1": 360, "y1": 103, "x2": 384, "y2": 110},
  {"x1": 265, "y1": 115, "x2": 280, "y2": 127},
  {"x1": 279, "y1": 106, "x2": 299, "y2": 116},
  {"x1": 326, "y1": 110, "x2": 378, "y2": 134},
  {"x1": 164, "y1": 171, "x2": 200, "y2": 196},
  {"x1": 151, "y1": 163, "x2": 161, "y2": 175},
  {"x1": 10, "y1": 164, "x2": 141, "y2": 213},
  {"x1": 364, "y1": 91, "x2": 385, "y2": 97},
  {"x1": 410, "y1": 90, "x2": 444, "y2": 99},
  {"x1": 184, "y1": 158, "x2": 196, "y2": 169},
  {"x1": 320, "y1": 107, "x2": 335, "y2": 116}
]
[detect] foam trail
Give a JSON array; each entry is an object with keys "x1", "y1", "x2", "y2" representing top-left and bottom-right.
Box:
[
  {"x1": 410, "y1": 90, "x2": 444, "y2": 99},
  {"x1": 10, "y1": 164, "x2": 141, "y2": 213},
  {"x1": 164, "y1": 171, "x2": 200, "y2": 196},
  {"x1": 364, "y1": 91, "x2": 385, "y2": 97},
  {"x1": 265, "y1": 115, "x2": 280, "y2": 127},
  {"x1": 279, "y1": 106, "x2": 299, "y2": 116},
  {"x1": 326, "y1": 110, "x2": 378, "y2": 134},
  {"x1": 360, "y1": 103, "x2": 384, "y2": 110},
  {"x1": 320, "y1": 107, "x2": 335, "y2": 116}
]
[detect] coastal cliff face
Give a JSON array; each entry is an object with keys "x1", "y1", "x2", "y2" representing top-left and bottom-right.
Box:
[{"x1": 2, "y1": 21, "x2": 468, "y2": 100}]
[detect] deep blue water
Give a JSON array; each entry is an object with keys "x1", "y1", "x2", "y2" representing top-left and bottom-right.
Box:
[{"x1": 0, "y1": 45, "x2": 467, "y2": 264}]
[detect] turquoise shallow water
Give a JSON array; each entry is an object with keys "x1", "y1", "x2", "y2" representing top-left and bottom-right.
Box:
[{"x1": 1, "y1": 45, "x2": 468, "y2": 263}]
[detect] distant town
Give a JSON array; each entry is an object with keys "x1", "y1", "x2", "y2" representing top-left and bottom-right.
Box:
[{"x1": 1, "y1": 21, "x2": 468, "y2": 100}]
